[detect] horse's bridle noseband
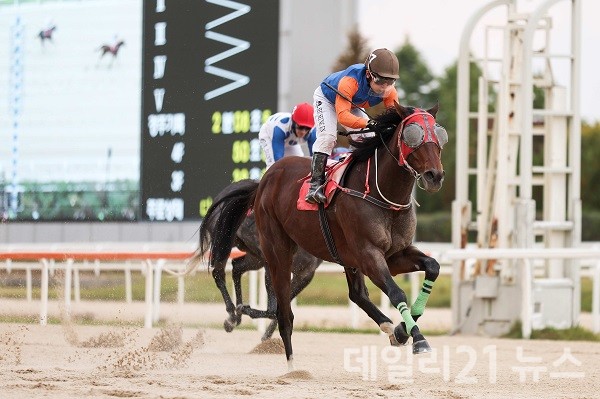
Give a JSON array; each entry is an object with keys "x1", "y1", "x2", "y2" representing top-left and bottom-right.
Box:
[{"x1": 375, "y1": 109, "x2": 440, "y2": 183}]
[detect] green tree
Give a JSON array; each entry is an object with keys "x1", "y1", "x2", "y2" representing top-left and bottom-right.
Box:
[
  {"x1": 331, "y1": 27, "x2": 370, "y2": 72},
  {"x1": 395, "y1": 37, "x2": 438, "y2": 107},
  {"x1": 581, "y1": 121, "x2": 600, "y2": 210}
]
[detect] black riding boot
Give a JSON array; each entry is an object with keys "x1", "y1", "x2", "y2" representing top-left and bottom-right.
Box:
[{"x1": 305, "y1": 152, "x2": 328, "y2": 204}]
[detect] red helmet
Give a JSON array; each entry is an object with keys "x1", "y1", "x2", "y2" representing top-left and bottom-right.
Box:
[{"x1": 291, "y1": 103, "x2": 315, "y2": 128}]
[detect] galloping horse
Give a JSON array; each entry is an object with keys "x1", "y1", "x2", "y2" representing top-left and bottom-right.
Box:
[
  {"x1": 188, "y1": 181, "x2": 322, "y2": 341},
  {"x1": 98, "y1": 40, "x2": 125, "y2": 58},
  {"x1": 206, "y1": 102, "x2": 446, "y2": 370},
  {"x1": 37, "y1": 25, "x2": 56, "y2": 45}
]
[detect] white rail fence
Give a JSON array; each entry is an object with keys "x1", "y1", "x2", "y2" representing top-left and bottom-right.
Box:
[
  {"x1": 445, "y1": 247, "x2": 600, "y2": 336},
  {"x1": 1, "y1": 244, "x2": 599, "y2": 333}
]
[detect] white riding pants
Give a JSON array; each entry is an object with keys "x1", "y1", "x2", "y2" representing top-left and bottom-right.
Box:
[{"x1": 312, "y1": 86, "x2": 373, "y2": 155}]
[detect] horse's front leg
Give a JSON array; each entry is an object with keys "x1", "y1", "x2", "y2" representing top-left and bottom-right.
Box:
[
  {"x1": 365, "y1": 253, "x2": 431, "y2": 354},
  {"x1": 344, "y1": 268, "x2": 407, "y2": 346},
  {"x1": 388, "y1": 246, "x2": 440, "y2": 323}
]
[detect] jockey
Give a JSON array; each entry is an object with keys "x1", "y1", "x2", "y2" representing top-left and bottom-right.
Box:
[
  {"x1": 258, "y1": 102, "x2": 316, "y2": 169},
  {"x1": 305, "y1": 48, "x2": 400, "y2": 204}
]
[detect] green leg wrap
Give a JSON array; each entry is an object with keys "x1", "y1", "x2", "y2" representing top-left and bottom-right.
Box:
[
  {"x1": 411, "y1": 279, "x2": 435, "y2": 316},
  {"x1": 396, "y1": 301, "x2": 416, "y2": 335}
]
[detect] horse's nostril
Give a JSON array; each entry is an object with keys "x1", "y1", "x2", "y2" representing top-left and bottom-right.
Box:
[{"x1": 425, "y1": 170, "x2": 444, "y2": 184}]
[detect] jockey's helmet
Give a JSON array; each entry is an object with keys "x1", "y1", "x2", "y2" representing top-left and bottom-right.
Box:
[
  {"x1": 291, "y1": 103, "x2": 315, "y2": 128},
  {"x1": 365, "y1": 48, "x2": 400, "y2": 79}
]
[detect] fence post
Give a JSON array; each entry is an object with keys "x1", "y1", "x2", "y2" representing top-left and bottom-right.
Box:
[
  {"x1": 350, "y1": 300, "x2": 359, "y2": 329},
  {"x1": 177, "y1": 272, "x2": 185, "y2": 305},
  {"x1": 144, "y1": 260, "x2": 154, "y2": 328},
  {"x1": 379, "y1": 292, "x2": 390, "y2": 317},
  {"x1": 152, "y1": 259, "x2": 164, "y2": 324},
  {"x1": 125, "y1": 261, "x2": 132, "y2": 303},
  {"x1": 410, "y1": 272, "x2": 420, "y2": 305},
  {"x1": 40, "y1": 259, "x2": 49, "y2": 326},
  {"x1": 64, "y1": 258, "x2": 73, "y2": 318},
  {"x1": 73, "y1": 263, "x2": 80, "y2": 303},
  {"x1": 257, "y1": 268, "x2": 267, "y2": 333},
  {"x1": 26, "y1": 264, "x2": 32, "y2": 302},
  {"x1": 521, "y1": 259, "x2": 533, "y2": 339},
  {"x1": 249, "y1": 270, "x2": 258, "y2": 309},
  {"x1": 593, "y1": 260, "x2": 600, "y2": 334}
]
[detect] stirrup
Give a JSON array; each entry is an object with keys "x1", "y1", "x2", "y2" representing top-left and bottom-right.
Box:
[
  {"x1": 305, "y1": 186, "x2": 326, "y2": 204},
  {"x1": 305, "y1": 190, "x2": 319, "y2": 204}
]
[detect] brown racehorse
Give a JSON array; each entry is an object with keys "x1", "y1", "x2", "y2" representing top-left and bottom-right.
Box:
[{"x1": 206, "y1": 102, "x2": 446, "y2": 370}]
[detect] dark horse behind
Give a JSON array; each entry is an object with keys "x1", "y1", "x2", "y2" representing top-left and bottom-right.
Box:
[
  {"x1": 187, "y1": 182, "x2": 322, "y2": 341},
  {"x1": 198, "y1": 102, "x2": 446, "y2": 371}
]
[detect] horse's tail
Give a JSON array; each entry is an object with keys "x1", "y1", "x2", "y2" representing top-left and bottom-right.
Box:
[{"x1": 186, "y1": 179, "x2": 259, "y2": 274}]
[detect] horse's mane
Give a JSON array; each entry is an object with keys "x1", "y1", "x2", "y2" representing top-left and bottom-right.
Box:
[{"x1": 348, "y1": 106, "x2": 414, "y2": 162}]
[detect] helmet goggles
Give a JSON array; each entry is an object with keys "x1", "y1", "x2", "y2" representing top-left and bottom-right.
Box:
[{"x1": 369, "y1": 70, "x2": 396, "y2": 86}]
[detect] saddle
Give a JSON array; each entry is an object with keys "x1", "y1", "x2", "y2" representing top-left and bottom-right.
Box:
[{"x1": 297, "y1": 156, "x2": 353, "y2": 211}]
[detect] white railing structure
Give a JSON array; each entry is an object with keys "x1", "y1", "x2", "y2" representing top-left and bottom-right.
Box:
[
  {"x1": 446, "y1": 247, "x2": 600, "y2": 337},
  {"x1": 0, "y1": 244, "x2": 451, "y2": 331},
  {"x1": 1, "y1": 243, "x2": 598, "y2": 334},
  {"x1": 0, "y1": 248, "x2": 247, "y2": 329},
  {"x1": 453, "y1": 0, "x2": 583, "y2": 336}
]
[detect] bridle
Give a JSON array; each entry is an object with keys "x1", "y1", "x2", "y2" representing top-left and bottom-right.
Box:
[{"x1": 376, "y1": 109, "x2": 443, "y2": 192}]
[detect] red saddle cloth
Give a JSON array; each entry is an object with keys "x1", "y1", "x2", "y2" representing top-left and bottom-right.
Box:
[{"x1": 297, "y1": 157, "x2": 351, "y2": 211}]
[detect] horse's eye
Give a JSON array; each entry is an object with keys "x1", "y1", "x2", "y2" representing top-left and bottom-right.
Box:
[
  {"x1": 434, "y1": 123, "x2": 448, "y2": 148},
  {"x1": 403, "y1": 123, "x2": 424, "y2": 148}
]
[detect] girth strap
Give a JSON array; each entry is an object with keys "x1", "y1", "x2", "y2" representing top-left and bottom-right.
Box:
[{"x1": 317, "y1": 203, "x2": 345, "y2": 266}]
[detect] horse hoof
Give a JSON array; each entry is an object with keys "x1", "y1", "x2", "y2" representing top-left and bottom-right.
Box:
[
  {"x1": 412, "y1": 339, "x2": 432, "y2": 354},
  {"x1": 393, "y1": 323, "x2": 410, "y2": 346},
  {"x1": 223, "y1": 319, "x2": 235, "y2": 333}
]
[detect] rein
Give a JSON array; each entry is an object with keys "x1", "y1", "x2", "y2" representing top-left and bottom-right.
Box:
[{"x1": 330, "y1": 152, "x2": 416, "y2": 211}]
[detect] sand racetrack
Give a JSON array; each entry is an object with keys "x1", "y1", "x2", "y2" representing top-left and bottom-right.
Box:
[{"x1": 1, "y1": 322, "x2": 599, "y2": 399}]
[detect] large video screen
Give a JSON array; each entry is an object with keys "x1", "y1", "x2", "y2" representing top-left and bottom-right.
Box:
[
  {"x1": 140, "y1": 0, "x2": 279, "y2": 221},
  {"x1": 0, "y1": 0, "x2": 278, "y2": 222}
]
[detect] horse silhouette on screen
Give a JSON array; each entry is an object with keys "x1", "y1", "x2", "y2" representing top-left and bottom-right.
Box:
[
  {"x1": 37, "y1": 25, "x2": 56, "y2": 45},
  {"x1": 97, "y1": 40, "x2": 125, "y2": 67}
]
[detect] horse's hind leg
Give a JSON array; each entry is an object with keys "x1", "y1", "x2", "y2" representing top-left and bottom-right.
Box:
[
  {"x1": 238, "y1": 267, "x2": 278, "y2": 320},
  {"x1": 261, "y1": 250, "x2": 321, "y2": 344},
  {"x1": 212, "y1": 260, "x2": 238, "y2": 333},
  {"x1": 227, "y1": 255, "x2": 255, "y2": 330},
  {"x1": 262, "y1": 319, "x2": 278, "y2": 342},
  {"x1": 260, "y1": 250, "x2": 320, "y2": 342}
]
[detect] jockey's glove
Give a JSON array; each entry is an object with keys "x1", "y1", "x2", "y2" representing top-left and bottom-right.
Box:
[
  {"x1": 366, "y1": 119, "x2": 380, "y2": 132},
  {"x1": 367, "y1": 119, "x2": 395, "y2": 134}
]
